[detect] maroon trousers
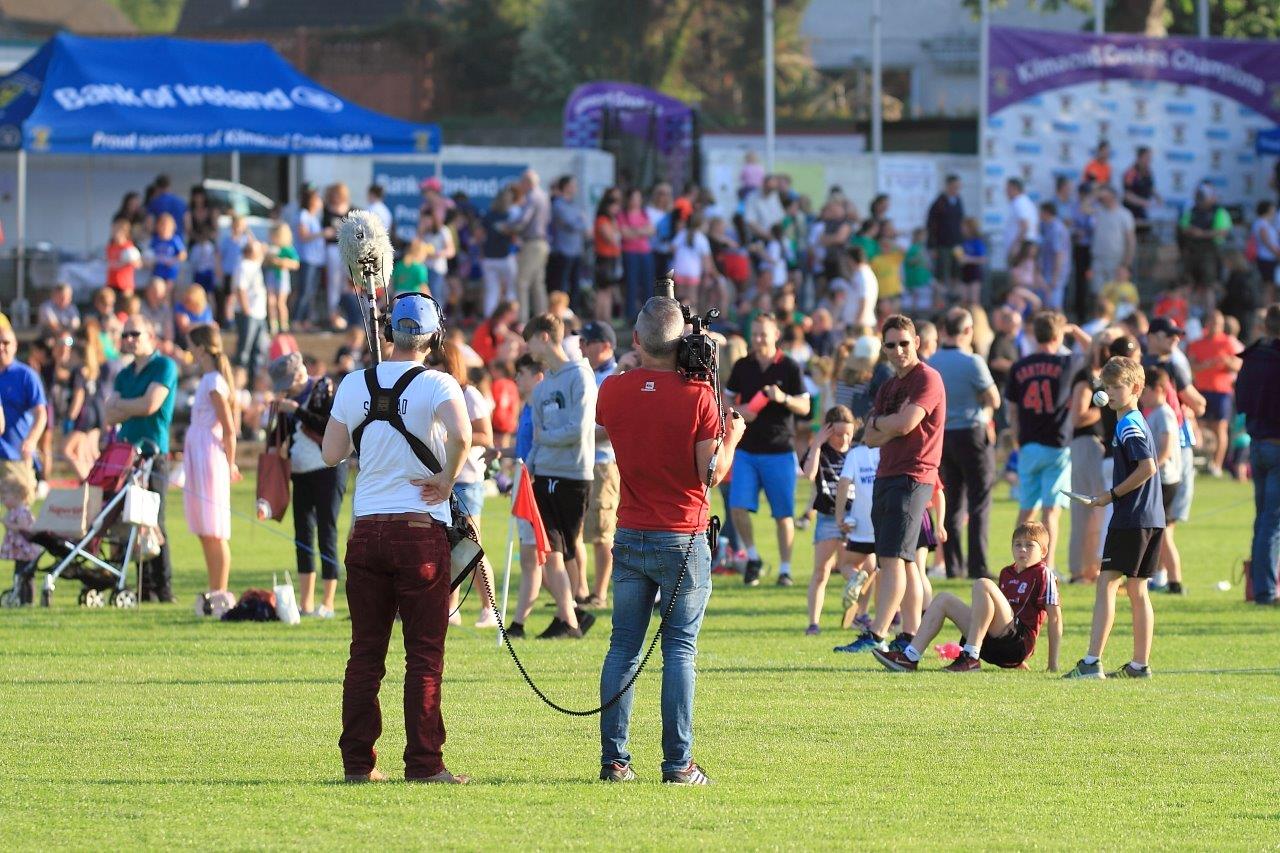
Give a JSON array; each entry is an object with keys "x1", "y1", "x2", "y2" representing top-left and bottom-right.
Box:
[{"x1": 340, "y1": 517, "x2": 451, "y2": 779}]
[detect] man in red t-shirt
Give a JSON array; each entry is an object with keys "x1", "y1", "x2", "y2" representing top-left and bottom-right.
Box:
[
  {"x1": 1187, "y1": 310, "x2": 1244, "y2": 476},
  {"x1": 595, "y1": 296, "x2": 744, "y2": 786},
  {"x1": 836, "y1": 314, "x2": 947, "y2": 655}
]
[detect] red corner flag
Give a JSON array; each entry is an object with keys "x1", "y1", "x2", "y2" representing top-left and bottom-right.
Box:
[{"x1": 511, "y1": 465, "x2": 550, "y2": 564}]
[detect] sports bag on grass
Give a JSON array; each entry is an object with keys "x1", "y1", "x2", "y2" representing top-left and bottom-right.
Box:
[{"x1": 351, "y1": 365, "x2": 483, "y2": 590}]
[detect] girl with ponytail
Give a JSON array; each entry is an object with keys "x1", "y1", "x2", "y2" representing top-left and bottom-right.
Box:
[{"x1": 185, "y1": 324, "x2": 241, "y2": 609}]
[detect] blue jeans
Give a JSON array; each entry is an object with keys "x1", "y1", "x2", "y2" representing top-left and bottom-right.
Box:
[
  {"x1": 600, "y1": 528, "x2": 712, "y2": 773},
  {"x1": 1250, "y1": 440, "x2": 1280, "y2": 604},
  {"x1": 452, "y1": 480, "x2": 485, "y2": 520},
  {"x1": 622, "y1": 251, "x2": 655, "y2": 323},
  {"x1": 292, "y1": 262, "x2": 322, "y2": 326},
  {"x1": 234, "y1": 314, "x2": 268, "y2": 380}
]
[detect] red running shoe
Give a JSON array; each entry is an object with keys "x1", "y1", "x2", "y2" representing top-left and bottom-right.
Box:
[
  {"x1": 871, "y1": 647, "x2": 918, "y2": 672},
  {"x1": 944, "y1": 653, "x2": 981, "y2": 673}
]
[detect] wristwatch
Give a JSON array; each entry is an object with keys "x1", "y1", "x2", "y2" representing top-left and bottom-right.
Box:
[{"x1": 1109, "y1": 488, "x2": 1118, "y2": 503}]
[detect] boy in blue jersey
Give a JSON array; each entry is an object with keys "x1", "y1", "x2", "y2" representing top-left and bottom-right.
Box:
[{"x1": 1064, "y1": 357, "x2": 1164, "y2": 680}]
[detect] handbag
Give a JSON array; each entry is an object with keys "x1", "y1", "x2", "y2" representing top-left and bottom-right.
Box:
[
  {"x1": 273, "y1": 572, "x2": 301, "y2": 625},
  {"x1": 256, "y1": 403, "x2": 291, "y2": 522}
]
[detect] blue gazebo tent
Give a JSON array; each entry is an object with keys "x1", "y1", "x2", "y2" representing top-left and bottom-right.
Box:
[{"x1": 0, "y1": 32, "x2": 441, "y2": 314}]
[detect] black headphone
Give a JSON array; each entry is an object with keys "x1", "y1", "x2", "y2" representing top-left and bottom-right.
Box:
[{"x1": 382, "y1": 291, "x2": 447, "y2": 349}]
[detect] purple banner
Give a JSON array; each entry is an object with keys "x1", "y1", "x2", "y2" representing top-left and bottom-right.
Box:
[
  {"x1": 563, "y1": 81, "x2": 694, "y2": 155},
  {"x1": 989, "y1": 26, "x2": 1280, "y2": 122}
]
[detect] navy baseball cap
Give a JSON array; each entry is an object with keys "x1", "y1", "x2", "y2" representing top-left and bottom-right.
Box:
[
  {"x1": 1149, "y1": 317, "x2": 1185, "y2": 337},
  {"x1": 390, "y1": 293, "x2": 442, "y2": 335},
  {"x1": 580, "y1": 321, "x2": 616, "y2": 348}
]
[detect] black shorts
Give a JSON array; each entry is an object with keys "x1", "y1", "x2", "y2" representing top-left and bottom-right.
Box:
[
  {"x1": 1101, "y1": 527, "x2": 1165, "y2": 579},
  {"x1": 979, "y1": 620, "x2": 1035, "y2": 668},
  {"x1": 845, "y1": 540, "x2": 876, "y2": 556},
  {"x1": 532, "y1": 475, "x2": 590, "y2": 555},
  {"x1": 871, "y1": 475, "x2": 933, "y2": 562},
  {"x1": 1160, "y1": 483, "x2": 1179, "y2": 519}
]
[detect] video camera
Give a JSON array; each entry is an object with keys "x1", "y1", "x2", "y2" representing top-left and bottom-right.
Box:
[{"x1": 654, "y1": 270, "x2": 719, "y2": 382}]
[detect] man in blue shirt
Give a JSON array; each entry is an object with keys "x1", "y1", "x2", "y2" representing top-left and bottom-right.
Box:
[
  {"x1": 1038, "y1": 201, "x2": 1071, "y2": 311},
  {"x1": 105, "y1": 315, "x2": 179, "y2": 603},
  {"x1": 929, "y1": 308, "x2": 1000, "y2": 579},
  {"x1": 0, "y1": 323, "x2": 48, "y2": 496},
  {"x1": 1064, "y1": 357, "x2": 1163, "y2": 680},
  {"x1": 145, "y1": 174, "x2": 188, "y2": 240}
]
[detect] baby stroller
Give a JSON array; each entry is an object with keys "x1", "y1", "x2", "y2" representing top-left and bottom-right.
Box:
[{"x1": 5, "y1": 442, "x2": 160, "y2": 608}]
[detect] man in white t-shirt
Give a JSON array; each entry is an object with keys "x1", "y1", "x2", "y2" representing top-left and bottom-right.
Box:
[
  {"x1": 323, "y1": 293, "x2": 472, "y2": 785},
  {"x1": 367, "y1": 184, "x2": 394, "y2": 231},
  {"x1": 1002, "y1": 177, "x2": 1039, "y2": 265}
]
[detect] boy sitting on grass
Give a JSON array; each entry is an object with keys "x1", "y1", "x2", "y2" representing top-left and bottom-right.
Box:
[
  {"x1": 1063, "y1": 357, "x2": 1164, "y2": 679},
  {"x1": 872, "y1": 521, "x2": 1061, "y2": 673}
]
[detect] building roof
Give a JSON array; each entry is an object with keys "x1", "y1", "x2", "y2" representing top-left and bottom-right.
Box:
[
  {"x1": 0, "y1": 0, "x2": 136, "y2": 34},
  {"x1": 178, "y1": 0, "x2": 438, "y2": 33}
]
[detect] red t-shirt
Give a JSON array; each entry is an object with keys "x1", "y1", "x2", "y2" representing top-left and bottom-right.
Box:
[
  {"x1": 106, "y1": 240, "x2": 136, "y2": 294},
  {"x1": 597, "y1": 368, "x2": 721, "y2": 533},
  {"x1": 1186, "y1": 332, "x2": 1243, "y2": 395},
  {"x1": 871, "y1": 361, "x2": 946, "y2": 484},
  {"x1": 490, "y1": 376, "x2": 519, "y2": 435},
  {"x1": 997, "y1": 561, "x2": 1059, "y2": 639}
]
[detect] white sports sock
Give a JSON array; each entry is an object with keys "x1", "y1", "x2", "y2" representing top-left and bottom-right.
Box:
[
  {"x1": 903, "y1": 644, "x2": 922, "y2": 662},
  {"x1": 1083, "y1": 655, "x2": 1100, "y2": 665},
  {"x1": 962, "y1": 643, "x2": 980, "y2": 659},
  {"x1": 779, "y1": 561, "x2": 791, "y2": 576},
  {"x1": 1129, "y1": 659, "x2": 1147, "y2": 670},
  {"x1": 746, "y1": 546, "x2": 760, "y2": 561}
]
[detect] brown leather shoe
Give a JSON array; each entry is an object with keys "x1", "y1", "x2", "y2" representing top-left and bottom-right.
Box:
[
  {"x1": 344, "y1": 769, "x2": 388, "y2": 783},
  {"x1": 407, "y1": 770, "x2": 470, "y2": 784}
]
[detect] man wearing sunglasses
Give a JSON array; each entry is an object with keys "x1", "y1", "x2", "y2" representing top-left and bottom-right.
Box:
[
  {"x1": 836, "y1": 314, "x2": 946, "y2": 655},
  {"x1": 0, "y1": 319, "x2": 48, "y2": 504},
  {"x1": 105, "y1": 314, "x2": 179, "y2": 602}
]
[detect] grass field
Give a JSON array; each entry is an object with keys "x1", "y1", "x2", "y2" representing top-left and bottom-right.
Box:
[{"x1": 0, "y1": 471, "x2": 1277, "y2": 850}]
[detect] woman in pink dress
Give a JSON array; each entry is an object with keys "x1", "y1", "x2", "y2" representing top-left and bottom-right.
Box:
[{"x1": 184, "y1": 325, "x2": 240, "y2": 600}]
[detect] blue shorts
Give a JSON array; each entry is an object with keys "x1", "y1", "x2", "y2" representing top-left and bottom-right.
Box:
[
  {"x1": 728, "y1": 450, "x2": 797, "y2": 519},
  {"x1": 1017, "y1": 443, "x2": 1071, "y2": 511},
  {"x1": 813, "y1": 512, "x2": 841, "y2": 544},
  {"x1": 1202, "y1": 391, "x2": 1233, "y2": 422},
  {"x1": 452, "y1": 480, "x2": 486, "y2": 519}
]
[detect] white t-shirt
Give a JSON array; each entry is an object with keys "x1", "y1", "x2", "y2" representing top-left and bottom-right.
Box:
[
  {"x1": 457, "y1": 384, "x2": 494, "y2": 484},
  {"x1": 330, "y1": 361, "x2": 464, "y2": 522},
  {"x1": 838, "y1": 444, "x2": 880, "y2": 541},
  {"x1": 850, "y1": 264, "x2": 878, "y2": 328},
  {"x1": 235, "y1": 260, "x2": 268, "y2": 320},
  {"x1": 297, "y1": 209, "x2": 326, "y2": 266},
  {"x1": 369, "y1": 200, "x2": 394, "y2": 231},
  {"x1": 766, "y1": 239, "x2": 788, "y2": 287},
  {"x1": 1252, "y1": 216, "x2": 1279, "y2": 263},
  {"x1": 1002, "y1": 193, "x2": 1040, "y2": 258},
  {"x1": 672, "y1": 230, "x2": 711, "y2": 280}
]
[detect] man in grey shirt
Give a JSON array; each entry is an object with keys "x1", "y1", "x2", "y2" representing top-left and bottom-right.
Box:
[
  {"x1": 514, "y1": 169, "x2": 551, "y2": 322},
  {"x1": 522, "y1": 312, "x2": 597, "y2": 639},
  {"x1": 928, "y1": 307, "x2": 1001, "y2": 579},
  {"x1": 1090, "y1": 185, "x2": 1135, "y2": 294},
  {"x1": 549, "y1": 175, "x2": 587, "y2": 299}
]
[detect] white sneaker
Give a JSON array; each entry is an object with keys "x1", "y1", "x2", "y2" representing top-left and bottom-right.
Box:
[
  {"x1": 448, "y1": 611, "x2": 462, "y2": 626},
  {"x1": 474, "y1": 613, "x2": 499, "y2": 629},
  {"x1": 303, "y1": 606, "x2": 335, "y2": 619}
]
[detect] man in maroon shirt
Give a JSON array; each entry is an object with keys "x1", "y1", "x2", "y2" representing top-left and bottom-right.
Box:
[{"x1": 836, "y1": 315, "x2": 947, "y2": 654}]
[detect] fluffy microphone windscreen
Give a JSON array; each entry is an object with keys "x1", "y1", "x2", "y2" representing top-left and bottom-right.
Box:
[{"x1": 337, "y1": 209, "x2": 395, "y2": 292}]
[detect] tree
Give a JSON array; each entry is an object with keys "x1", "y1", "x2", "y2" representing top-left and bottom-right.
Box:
[
  {"x1": 512, "y1": 0, "x2": 815, "y2": 124},
  {"x1": 965, "y1": 0, "x2": 1280, "y2": 38}
]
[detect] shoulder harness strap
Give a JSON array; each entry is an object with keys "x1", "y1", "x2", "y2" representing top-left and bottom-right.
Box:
[{"x1": 350, "y1": 366, "x2": 444, "y2": 474}]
